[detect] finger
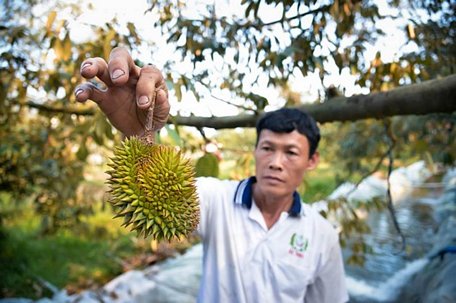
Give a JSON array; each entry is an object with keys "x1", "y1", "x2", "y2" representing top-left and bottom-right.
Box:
[
  {"x1": 135, "y1": 65, "x2": 165, "y2": 110},
  {"x1": 74, "y1": 82, "x2": 108, "y2": 104},
  {"x1": 156, "y1": 85, "x2": 169, "y2": 105},
  {"x1": 154, "y1": 88, "x2": 171, "y2": 127},
  {"x1": 80, "y1": 57, "x2": 113, "y2": 87},
  {"x1": 156, "y1": 81, "x2": 169, "y2": 114},
  {"x1": 108, "y1": 46, "x2": 141, "y2": 86}
]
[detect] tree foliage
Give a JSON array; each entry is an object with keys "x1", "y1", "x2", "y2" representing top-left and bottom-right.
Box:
[
  {"x1": 147, "y1": 0, "x2": 456, "y2": 187},
  {"x1": 1, "y1": 0, "x2": 131, "y2": 232},
  {"x1": 148, "y1": 0, "x2": 454, "y2": 103}
]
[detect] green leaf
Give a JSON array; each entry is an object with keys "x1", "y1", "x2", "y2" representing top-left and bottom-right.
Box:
[
  {"x1": 62, "y1": 33, "x2": 72, "y2": 61},
  {"x1": 54, "y1": 38, "x2": 63, "y2": 60},
  {"x1": 46, "y1": 11, "x2": 57, "y2": 33},
  {"x1": 173, "y1": 82, "x2": 183, "y2": 102},
  {"x1": 76, "y1": 141, "x2": 89, "y2": 160},
  {"x1": 103, "y1": 29, "x2": 116, "y2": 60},
  {"x1": 195, "y1": 153, "x2": 219, "y2": 177}
]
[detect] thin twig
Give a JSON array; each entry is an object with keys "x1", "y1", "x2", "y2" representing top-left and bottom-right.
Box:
[
  {"x1": 210, "y1": 94, "x2": 256, "y2": 112},
  {"x1": 196, "y1": 126, "x2": 209, "y2": 143},
  {"x1": 143, "y1": 98, "x2": 156, "y2": 145},
  {"x1": 384, "y1": 119, "x2": 406, "y2": 252},
  {"x1": 340, "y1": 148, "x2": 391, "y2": 220},
  {"x1": 347, "y1": 150, "x2": 390, "y2": 196},
  {"x1": 260, "y1": 4, "x2": 331, "y2": 27}
]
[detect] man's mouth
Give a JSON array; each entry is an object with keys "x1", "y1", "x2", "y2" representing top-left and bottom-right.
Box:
[{"x1": 263, "y1": 176, "x2": 284, "y2": 183}]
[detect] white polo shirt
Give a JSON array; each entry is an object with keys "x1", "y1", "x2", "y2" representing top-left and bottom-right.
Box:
[{"x1": 196, "y1": 176, "x2": 348, "y2": 303}]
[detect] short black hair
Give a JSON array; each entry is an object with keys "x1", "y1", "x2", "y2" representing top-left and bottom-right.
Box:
[{"x1": 255, "y1": 108, "x2": 320, "y2": 157}]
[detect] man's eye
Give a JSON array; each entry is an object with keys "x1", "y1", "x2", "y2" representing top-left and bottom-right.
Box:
[
  {"x1": 261, "y1": 146, "x2": 271, "y2": 151},
  {"x1": 287, "y1": 151, "x2": 298, "y2": 156}
]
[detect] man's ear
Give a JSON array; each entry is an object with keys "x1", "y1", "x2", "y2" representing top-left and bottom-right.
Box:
[{"x1": 307, "y1": 151, "x2": 320, "y2": 170}]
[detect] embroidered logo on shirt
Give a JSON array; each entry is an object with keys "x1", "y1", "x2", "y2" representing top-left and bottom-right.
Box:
[{"x1": 288, "y1": 233, "x2": 308, "y2": 258}]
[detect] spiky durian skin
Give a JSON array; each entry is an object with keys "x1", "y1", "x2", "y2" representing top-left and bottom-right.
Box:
[{"x1": 106, "y1": 137, "x2": 199, "y2": 241}]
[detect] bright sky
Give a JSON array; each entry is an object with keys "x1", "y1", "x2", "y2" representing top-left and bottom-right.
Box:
[{"x1": 60, "y1": 0, "x2": 414, "y2": 121}]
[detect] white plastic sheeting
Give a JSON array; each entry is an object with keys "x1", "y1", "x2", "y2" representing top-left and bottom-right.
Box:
[
  {"x1": 2, "y1": 161, "x2": 453, "y2": 303},
  {"x1": 26, "y1": 244, "x2": 203, "y2": 303}
]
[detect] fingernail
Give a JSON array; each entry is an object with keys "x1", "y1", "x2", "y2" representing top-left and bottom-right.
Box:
[
  {"x1": 111, "y1": 69, "x2": 125, "y2": 80},
  {"x1": 81, "y1": 62, "x2": 91, "y2": 71},
  {"x1": 137, "y1": 96, "x2": 149, "y2": 106},
  {"x1": 75, "y1": 89, "x2": 83, "y2": 97}
]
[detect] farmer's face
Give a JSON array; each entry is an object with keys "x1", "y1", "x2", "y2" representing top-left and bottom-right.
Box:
[{"x1": 254, "y1": 130, "x2": 319, "y2": 198}]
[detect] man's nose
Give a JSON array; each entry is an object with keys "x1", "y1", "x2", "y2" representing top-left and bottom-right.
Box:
[{"x1": 269, "y1": 152, "x2": 284, "y2": 170}]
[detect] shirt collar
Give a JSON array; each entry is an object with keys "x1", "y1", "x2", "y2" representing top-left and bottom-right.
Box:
[{"x1": 234, "y1": 176, "x2": 302, "y2": 217}]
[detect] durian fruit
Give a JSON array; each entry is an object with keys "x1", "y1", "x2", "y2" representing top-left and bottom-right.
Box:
[
  {"x1": 195, "y1": 152, "x2": 219, "y2": 177},
  {"x1": 106, "y1": 136, "x2": 199, "y2": 241}
]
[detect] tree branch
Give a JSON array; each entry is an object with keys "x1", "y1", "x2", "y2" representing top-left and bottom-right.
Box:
[
  {"x1": 26, "y1": 101, "x2": 95, "y2": 116},
  {"x1": 260, "y1": 4, "x2": 331, "y2": 27},
  {"x1": 175, "y1": 74, "x2": 456, "y2": 128},
  {"x1": 26, "y1": 74, "x2": 456, "y2": 127}
]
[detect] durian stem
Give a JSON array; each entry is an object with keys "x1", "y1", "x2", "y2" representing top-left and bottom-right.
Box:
[{"x1": 143, "y1": 97, "x2": 155, "y2": 145}]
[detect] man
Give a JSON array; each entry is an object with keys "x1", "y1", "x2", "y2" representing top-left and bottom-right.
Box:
[{"x1": 75, "y1": 47, "x2": 348, "y2": 303}]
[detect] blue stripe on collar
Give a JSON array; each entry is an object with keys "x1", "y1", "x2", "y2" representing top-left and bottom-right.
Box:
[
  {"x1": 233, "y1": 176, "x2": 255, "y2": 208},
  {"x1": 290, "y1": 191, "x2": 302, "y2": 217},
  {"x1": 234, "y1": 176, "x2": 302, "y2": 217}
]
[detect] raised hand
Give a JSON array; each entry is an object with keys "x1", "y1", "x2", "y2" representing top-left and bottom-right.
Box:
[{"x1": 74, "y1": 46, "x2": 170, "y2": 138}]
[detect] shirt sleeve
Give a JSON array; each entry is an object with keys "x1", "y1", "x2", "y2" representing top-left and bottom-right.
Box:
[
  {"x1": 304, "y1": 234, "x2": 349, "y2": 303},
  {"x1": 195, "y1": 177, "x2": 212, "y2": 239},
  {"x1": 194, "y1": 177, "x2": 235, "y2": 240}
]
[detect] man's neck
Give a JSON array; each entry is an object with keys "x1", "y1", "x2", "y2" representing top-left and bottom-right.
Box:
[{"x1": 253, "y1": 186, "x2": 293, "y2": 229}]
